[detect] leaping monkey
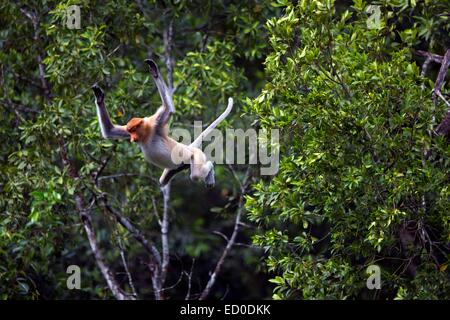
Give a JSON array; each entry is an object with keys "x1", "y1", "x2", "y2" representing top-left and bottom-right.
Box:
[{"x1": 92, "y1": 59, "x2": 233, "y2": 187}]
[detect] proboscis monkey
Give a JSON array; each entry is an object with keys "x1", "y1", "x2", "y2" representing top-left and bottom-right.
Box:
[{"x1": 92, "y1": 59, "x2": 233, "y2": 187}]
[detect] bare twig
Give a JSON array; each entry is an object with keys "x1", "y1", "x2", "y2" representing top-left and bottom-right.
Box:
[
  {"x1": 75, "y1": 194, "x2": 132, "y2": 300},
  {"x1": 146, "y1": 261, "x2": 162, "y2": 300},
  {"x1": 161, "y1": 269, "x2": 184, "y2": 292},
  {"x1": 151, "y1": 20, "x2": 177, "y2": 299},
  {"x1": 92, "y1": 155, "x2": 112, "y2": 185},
  {"x1": 97, "y1": 172, "x2": 159, "y2": 184},
  {"x1": 415, "y1": 50, "x2": 444, "y2": 64},
  {"x1": 159, "y1": 183, "x2": 171, "y2": 295},
  {"x1": 2, "y1": 99, "x2": 39, "y2": 114},
  {"x1": 415, "y1": 49, "x2": 450, "y2": 138},
  {"x1": 120, "y1": 248, "x2": 138, "y2": 298},
  {"x1": 101, "y1": 198, "x2": 162, "y2": 265},
  {"x1": 213, "y1": 231, "x2": 230, "y2": 242},
  {"x1": 199, "y1": 166, "x2": 251, "y2": 300},
  {"x1": 59, "y1": 140, "x2": 131, "y2": 300},
  {"x1": 199, "y1": 198, "x2": 244, "y2": 300},
  {"x1": 434, "y1": 90, "x2": 450, "y2": 137},
  {"x1": 151, "y1": 195, "x2": 162, "y2": 226},
  {"x1": 433, "y1": 49, "x2": 450, "y2": 101},
  {"x1": 185, "y1": 258, "x2": 195, "y2": 300}
]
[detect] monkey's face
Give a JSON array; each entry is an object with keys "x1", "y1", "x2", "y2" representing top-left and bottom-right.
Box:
[{"x1": 126, "y1": 118, "x2": 144, "y2": 143}]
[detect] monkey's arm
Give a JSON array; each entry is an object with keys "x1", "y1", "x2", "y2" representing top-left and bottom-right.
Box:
[
  {"x1": 92, "y1": 85, "x2": 129, "y2": 139},
  {"x1": 145, "y1": 59, "x2": 175, "y2": 127}
]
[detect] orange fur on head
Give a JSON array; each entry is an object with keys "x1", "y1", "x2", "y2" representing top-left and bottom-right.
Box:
[
  {"x1": 126, "y1": 118, "x2": 153, "y2": 143},
  {"x1": 126, "y1": 118, "x2": 144, "y2": 142}
]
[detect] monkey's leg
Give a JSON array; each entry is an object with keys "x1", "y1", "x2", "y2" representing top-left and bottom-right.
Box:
[
  {"x1": 189, "y1": 150, "x2": 206, "y2": 182},
  {"x1": 159, "y1": 164, "x2": 189, "y2": 186},
  {"x1": 204, "y1": 162, "x2": 215, "y2": 189}
]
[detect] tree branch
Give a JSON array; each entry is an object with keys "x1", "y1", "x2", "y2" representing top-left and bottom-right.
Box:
[
  {"x1": 58, "y1": 142, "x2": 132, "y2": 300},
  {"x1": 119, "y1": 248, "x2": 138, "y2": 298},
  {"x1": 185, "y1": 258, "x2": 195, "y2": 300},
  {"x1": 433, "y1": 49, "x2": 450, "y2": 101},
  {"x1": 415, "y1": 49, "x2": 450, "y2": 138},
  {"x1": 199, "y1": 166, "x2": 251, "y2": 300},
  {"x1": 159, "y1": 183, "x2": 171, "y2": 297},
  {"x1": 75, "y1": 194, "x2": 132, "y2": 300},
  {"x1": 415, "y1": 50, "x2": 444, "y2": 64},
  {"x1": 23, "y1": 8, "x2": 129, "y2": 298},
  {"x1": 434, "y1": 90, "x2": 450, "y2": 137},
  {"x1": 101, "y1": 197, "x2": 162, "y2": 266}
]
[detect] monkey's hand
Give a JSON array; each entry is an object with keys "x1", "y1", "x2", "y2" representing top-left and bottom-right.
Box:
[
  {"x1": 144, "y1": 59, "x2": 159, "y2": 78},
  {"x1": 92, "y1": 84, "x2": 105, "y2": 104}
]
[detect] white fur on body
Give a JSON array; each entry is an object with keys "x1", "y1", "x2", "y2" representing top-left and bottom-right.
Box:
[
  {"x1": 138, "y1": 133, "x2": 213, "y2": 182},
  {"x1": 139, "y1": 135, "x2": 180, "y2": 169}
]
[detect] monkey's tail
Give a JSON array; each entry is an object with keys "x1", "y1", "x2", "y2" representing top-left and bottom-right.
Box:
[{"x1": 189, "y1": 97, "x2": 234, "y2": 149}]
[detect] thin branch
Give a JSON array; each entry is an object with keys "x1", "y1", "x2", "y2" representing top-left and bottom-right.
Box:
[
  {"x1": 101, "y1": 197, "x2": 162, "y2": 266},
  {"x1": 146, "y1": 261, "x2": 162, "y2": 300},
  {"x1": 161, "y1": 269, "x2": 184, "y2": 292},
  {"x1": 415, "y1": 49, "x2": 450, "y2": 137},
  {"x1": 59, "y1": 140, "x2": 131, "y2": 300},
  {"x1": 152, "y1": 19, "x2": 176, "y2": 299},
  {"x1": 212, "y1": 230, "x2": 229, "y2": 242},
  {"x1": 415, "y1": 50, "x2": 444, "y2": 64},
  {"x1": 2, "y1": 99, "x2": 39, "y2": 114},
  {"x1": 433, "y1": 48, "x2": 450, "y2": 101},
  {"x1": 199, "y1": 167, "x2": 251, "y2": 300},
  {"x1": 421, "y1": 57, "x2": 432, "y2": 79},
  {"x1": 120, "y1": 248, "x2": 138, "y2": 298},
  {"x1": 159, "y1": 183, "x2": 171, "y2": 295},
  {"x1": 97, "y1": 172, "x2": 159, "y2": 184},
  {"x1": 97, "y1": 173, "x2": 140, "y2": 181},
  {"x1": 199, "y1": 198, "x2": 244, "y2": 300},
  {"x1": 434, "y1": 90, "x2": 450, "y2": 137},
  {"x1": 92, "y1": 155, "x2": 112, "y2": 185},
  {"x1": 151, "y1": 195, "x2": 162, "y2": 226},
  {"x1": 75, "y1": 194, "x2": 132, "y2": 300},
  {"x1": 185, "y1": 258, "x2": 195, "y2": 300}
]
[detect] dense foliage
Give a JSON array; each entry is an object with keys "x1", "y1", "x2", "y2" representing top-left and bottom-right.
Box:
[
  {"x1": 1, "y1": 0, "x2": 274, "y2": 299},
  {"x1": 1, "y1": 0, "x2": 449, "y2": 300},
  {"x1": 247, "y1": 0, "x2": 450, "y2": 299}
]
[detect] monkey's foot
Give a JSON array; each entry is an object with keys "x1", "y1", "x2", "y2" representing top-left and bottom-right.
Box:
[
  {"x1": 92, "y1": 84, "x2": 104, "y2": 103},
  {"x1": 205, "y1": 167, "x2": 215, "y2": 189},
  {"x1": 144, "y1": 59, "x2": 159, "y2": 78},
  {"x1": 159, "y1": 164, "x2": 190, "y2": 186}
]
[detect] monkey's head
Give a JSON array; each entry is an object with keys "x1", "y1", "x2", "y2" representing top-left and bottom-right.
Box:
[{"x1": 126, "y1": 118, "x2": 147, "y2": 143}]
